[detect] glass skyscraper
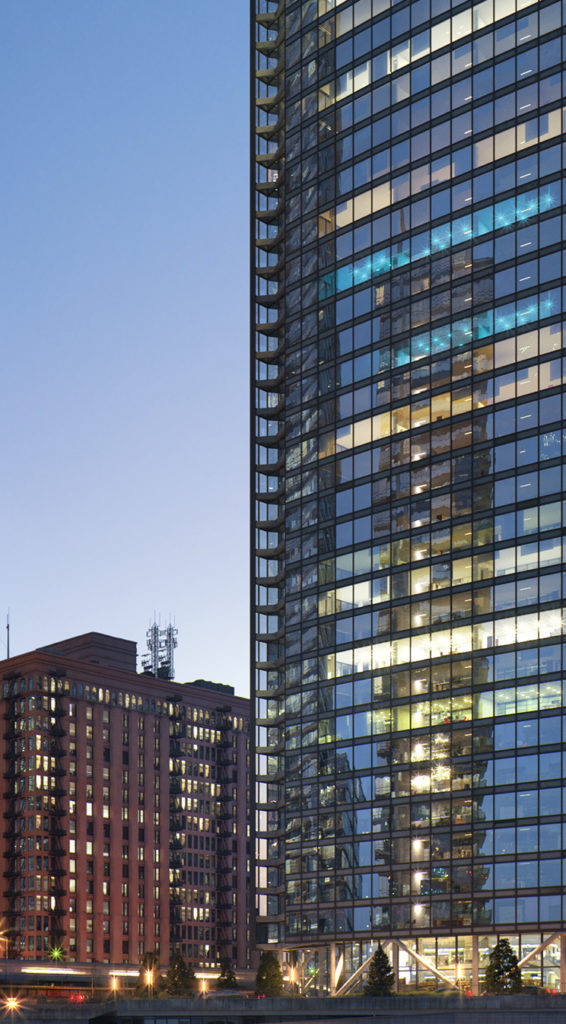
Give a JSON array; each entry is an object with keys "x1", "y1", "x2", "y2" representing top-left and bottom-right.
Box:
[{"x1": 252, "y1": 0, "x2": 566, "y2": 995}]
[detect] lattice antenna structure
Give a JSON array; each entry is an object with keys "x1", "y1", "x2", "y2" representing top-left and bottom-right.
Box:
[{"x1": 141, "y1": 620, "x2": 178, "y2": 680}]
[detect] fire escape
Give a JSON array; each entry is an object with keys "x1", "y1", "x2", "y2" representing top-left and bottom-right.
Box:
[
  {"x1": 168, "y1": 719, "x2": 186, "y2": 955},
  {"x1": 215, "y1": 709, "x2": 234, "y2": 963},
  {"x1": 47, "y1": 693, "x2": 67, "y2": 949},
  {"x1": 3, "y1": 679, "x2": 67, "y2": 957},
  {"x1": 3, "y1": 688, "x2": 22, "y2": 957}
]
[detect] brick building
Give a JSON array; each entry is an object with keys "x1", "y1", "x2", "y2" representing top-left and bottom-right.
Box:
[{"x1": 0, "y1": 633, "x2": 251, "y2": 970}]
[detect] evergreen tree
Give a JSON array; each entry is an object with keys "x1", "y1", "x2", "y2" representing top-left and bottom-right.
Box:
[
  {"x1": 255, "y1": 951, "x2": 284, "y2": 997},
  {"x1": 166, "y1": 953, "x2": 197, "y2": 996},
  {"x1": 364, "y1": 944, "x2": 395, "y2": 996},
  {"x1": 484, "y1": 939, "x2": 522, "y2": 994},
  {"x1": 216, "y1": 958, "x2": 239, "y2": 990}
]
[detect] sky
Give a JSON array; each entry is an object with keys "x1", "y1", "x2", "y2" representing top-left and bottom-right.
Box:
[{"x1": 0, "y1": 2, "x2": 250, "y2": 695}]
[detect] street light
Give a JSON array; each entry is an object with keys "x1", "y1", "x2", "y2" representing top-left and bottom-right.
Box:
[
  {"x1": 201, "y1": 978, "x2": 207, "y2": 999},
  {"x1": 111, "y1": 975, "x2": 118, "y2": 1000},
  {"x1": 3, "y1": 996, "x2": 20, "y2": 1013},
  {"x1": 145, "y1": 968, "x2": 154, "y2": 997},
  {"x1": 289, "y1": 965, "x2": 297, "y2": 996}
]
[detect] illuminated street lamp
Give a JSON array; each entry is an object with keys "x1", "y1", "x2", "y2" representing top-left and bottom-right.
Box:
[
  {"x1": 3, "y1": 996, "x2": 20, "y2": 1013},
  {"x1": 288, "y1": 965, "x2": 298, "y2": 996},
  {"x1": 110, "y1": 975, "x2": 119, "y2": 1000},
  {"x1": 201, "y1": 978, "x2": 207, "y2": 999},
  {"x1": 145, "y1": 968, "x2": 154, "y2": 997}
]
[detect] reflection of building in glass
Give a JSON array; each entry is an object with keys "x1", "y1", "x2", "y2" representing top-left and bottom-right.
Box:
[{"x1": 252, "y1": 0, "x2": 566, "y2": 995}]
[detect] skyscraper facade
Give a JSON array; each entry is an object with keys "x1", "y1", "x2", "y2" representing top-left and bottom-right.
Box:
[{"x1": 253, "y1": 0, "x2": 566, "y2": 994}]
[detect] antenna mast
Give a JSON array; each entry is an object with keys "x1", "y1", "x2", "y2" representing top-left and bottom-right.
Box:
[{"x1": 141, "y1": 619, "x2": 178, "y2": 680}]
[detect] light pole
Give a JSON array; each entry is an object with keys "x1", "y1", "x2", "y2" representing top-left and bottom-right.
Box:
[
  {"x1": 455, "y1": 960, "x2": 465, "y2": 1003},
  {"x1": 289, "y1": 965, "x2": 297, "y2": 996}
]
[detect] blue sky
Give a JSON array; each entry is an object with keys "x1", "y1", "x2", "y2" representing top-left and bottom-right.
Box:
[{"x1": 0, "y1": 2, "x2": 250, "y2": 694}]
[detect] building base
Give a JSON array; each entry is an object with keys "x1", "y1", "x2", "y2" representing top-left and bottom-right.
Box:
[{"x1": 275, "y1": 933, "x2": 566, "y2": 997}]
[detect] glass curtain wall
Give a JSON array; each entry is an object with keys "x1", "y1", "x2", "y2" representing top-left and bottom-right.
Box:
[{"x1": 253, "y1": 0, "x2": 566, "y2": 994}]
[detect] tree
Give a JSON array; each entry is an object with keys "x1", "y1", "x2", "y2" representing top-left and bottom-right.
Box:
[
  {"x1": 216, "y1": 958, "x2": 239, "y2": 991},
  {"x1": 166, "y1": 953, "x2": 197, "y2": 996},
  {"x1": 484, "y1": 939, "x2": 522, "y2": 994},
  {"x1": 364, "y1": 944, "x2": 395, "y2": 996},
  {"x1": 255, "y1": 951, "x2": 284, "y2": 997},
  {"x1": 136, "y1": 951, "x2": 162, "y2": 996}
]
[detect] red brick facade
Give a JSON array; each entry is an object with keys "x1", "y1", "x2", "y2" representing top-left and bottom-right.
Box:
[{"x1": 0, "y1": 634, "x2": 251, "y2": 970}]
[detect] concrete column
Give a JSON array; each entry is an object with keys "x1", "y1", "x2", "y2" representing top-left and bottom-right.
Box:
[
  {"x1": 330, "y1": 942, "x2": 336, "y2": 996},
  {"x1": 392, "y1": 941, "x2": 400, "y2": 993},
  {"x1": 560, "y1": 934, "x2": 566, "y2": 994},
  {"x1": 471, "y1": 935, "x2": 479, "y2": 997}
]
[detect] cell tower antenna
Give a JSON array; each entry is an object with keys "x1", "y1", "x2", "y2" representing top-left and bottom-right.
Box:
[{"x1": 141, "y1": 618, "x2": 178, "y2": 680}]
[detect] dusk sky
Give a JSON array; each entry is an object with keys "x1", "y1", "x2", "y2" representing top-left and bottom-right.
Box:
[{"x1": 0, "y1": 3, "x2": 250, "y2": 694}]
